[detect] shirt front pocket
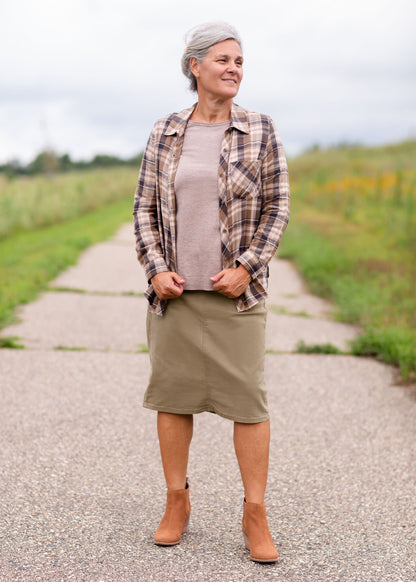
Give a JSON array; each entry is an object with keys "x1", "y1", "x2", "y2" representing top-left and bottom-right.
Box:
[{"x1": 228, "y1": 159, "x2": 262, "y2": 199}]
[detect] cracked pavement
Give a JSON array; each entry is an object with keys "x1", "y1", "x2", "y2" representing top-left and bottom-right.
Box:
[{"x1": 0, "y1": 224, "x2": 415, "y2": 581}]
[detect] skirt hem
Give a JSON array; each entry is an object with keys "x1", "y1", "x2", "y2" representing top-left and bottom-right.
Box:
[{"x1": 143, "y1": 401, "x2": 269, "y2": 424}]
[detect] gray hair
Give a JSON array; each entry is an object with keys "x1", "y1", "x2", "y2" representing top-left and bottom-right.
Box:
[{"x1": 181, "y1": 22, "x2": 242, "y2": 92}]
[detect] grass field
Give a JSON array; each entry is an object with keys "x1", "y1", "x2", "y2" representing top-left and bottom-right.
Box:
[
  {"x1": 280, "y1": 140, "x2": 416, "y2": 379},
  {"x1": 0, "y1": 167, "x2": 138, "y2": 239},
  {"x1": 0, "y1": 168, "x2": 138, "y2": 328}
]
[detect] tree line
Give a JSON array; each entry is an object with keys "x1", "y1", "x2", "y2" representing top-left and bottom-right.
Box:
[{"x1": 0, "y1": 149, "x2": 143, "y2": 177}]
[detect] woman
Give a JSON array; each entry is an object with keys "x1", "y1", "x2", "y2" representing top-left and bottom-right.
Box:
[{"x1": 133, "y1": 22, "x2": 289, "y2": 563}]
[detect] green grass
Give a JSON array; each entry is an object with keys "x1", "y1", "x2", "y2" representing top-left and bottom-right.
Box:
[
  {"x1": 0, "y1": 336, "x2": 25, "y2": 349},
  {"x1": 54, "y1": 346, "x2": 87, "y2": 352},
  {"x1": 49, "y1": 287, "x2": 144, "y2": 298},
  {"x1": 0, "y1": 168, "x2": 138, "y2": 239},
  {"x1": 0, "y1": 196, "x2": 134, "y2": 329},
  {"x1": 281, "y1": 140, "x2": 416, "y2": 380},
  {"x1": 268, "y1": 304, "x2": 311, "y2": 318},
  {"x1": 296, "y1": 340, "x2": 343, "y2": 355},
  {"x1": 0, "y1": 166, "x2": 140, "y2": 330},
  {"x1": 350, "y1": 328, "x2": 416, "y2": 379},
  {"x1": 136, "y1": 343, "x2": 149, "y2": 353}
]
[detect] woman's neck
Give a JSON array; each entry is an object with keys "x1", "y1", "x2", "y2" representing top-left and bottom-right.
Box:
[{"x1": 190, "y1": 98, "x2": 233, "y2": 123}]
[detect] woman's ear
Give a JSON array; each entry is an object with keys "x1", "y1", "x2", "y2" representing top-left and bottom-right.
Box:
[{"x1": 190, "y1": 57, "x2": 199, "y2": 79}]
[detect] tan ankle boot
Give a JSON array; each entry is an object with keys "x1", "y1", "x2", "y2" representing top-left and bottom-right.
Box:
[
  {"x1": 154, "y1": 480, "x2": 191, "y2": 546},
  {"x1": 242, "y1": 498, "x2": 278, "y2": 563}
]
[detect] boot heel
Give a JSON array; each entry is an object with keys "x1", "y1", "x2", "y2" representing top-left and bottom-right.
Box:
[
  {"x1": 243, "y1": 530, "x2": 250, "y2": 550},
  {"x1": 182, "y1": 514, "x2": 190, "y2": 533}
]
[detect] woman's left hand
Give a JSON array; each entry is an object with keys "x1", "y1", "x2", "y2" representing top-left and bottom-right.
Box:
[{"x1": 210, "y1": 265, "x2": 251, "y2": 298}]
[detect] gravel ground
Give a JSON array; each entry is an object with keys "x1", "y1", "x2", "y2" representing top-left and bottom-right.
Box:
[{"x1": 0, "y1": 223, "x2": 415, "y2": 581}]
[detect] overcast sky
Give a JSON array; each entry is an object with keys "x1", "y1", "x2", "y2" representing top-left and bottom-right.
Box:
[{"x1": 1, "y1": 0, "x2": 415, "y2": 163}]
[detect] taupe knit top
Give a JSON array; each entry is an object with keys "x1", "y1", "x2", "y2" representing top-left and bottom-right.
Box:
[{"x1": 174, "y1": 120, "x2": 230, "y2": 290}]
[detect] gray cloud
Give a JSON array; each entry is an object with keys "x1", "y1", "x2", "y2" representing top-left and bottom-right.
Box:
[{"x1": 1, "y1": 0, "x2": 415, "y2": 162}]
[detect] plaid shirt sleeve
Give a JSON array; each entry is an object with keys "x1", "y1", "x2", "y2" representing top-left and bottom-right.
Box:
[
  {"x1": 236, "y1": 117, "x2": 290, "y2": 280},
  {"x1": 133, "y1": 130, "x2": 169, "y2": 282}
]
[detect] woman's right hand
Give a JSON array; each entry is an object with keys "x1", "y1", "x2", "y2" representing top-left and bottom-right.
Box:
[{"x1": 151, "y1": 272, "x2": 185, "y2": 300}]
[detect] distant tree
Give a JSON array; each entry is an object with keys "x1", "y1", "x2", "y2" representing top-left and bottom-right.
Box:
[
  {"x1": 0, "y1": 158, "x2": 25, "y2": 179},
  {"x1": 0, "y1": 149, "x2": 144, "y2": 175},
  {"x1": 27, "y1": 149, "x2": 60, "y2": 175},
  {"x1": 59, "y1": 153, "x2": 72, "y2": 172},
  {"x1": 308, "y1": 143, "x2": 321, "y2": 152},
  {"x1": 91, "y1": 154, "x2": 126, "y2": 168},
  {"x1": 127, "y1": 153, "x2": 143, "y2": 167}
]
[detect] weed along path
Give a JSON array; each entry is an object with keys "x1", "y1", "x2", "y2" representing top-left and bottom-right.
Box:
[{"x1": 0, "y1": 224, "x2": 415, "y2": 581}]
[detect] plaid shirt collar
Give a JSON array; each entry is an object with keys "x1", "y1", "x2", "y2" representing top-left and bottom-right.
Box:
[{"x1": 163, "y1": 102, "x2": 250, "y2": 137}]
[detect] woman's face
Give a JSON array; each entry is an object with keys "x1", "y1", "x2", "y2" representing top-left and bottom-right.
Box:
[{"x1": 191, "y1": 39, "x2": 243, "y2": 101}]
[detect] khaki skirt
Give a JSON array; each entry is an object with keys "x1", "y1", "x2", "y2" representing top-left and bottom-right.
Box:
[{"x1": 143, "y1": 291, "x2": 268, "y2": 423}]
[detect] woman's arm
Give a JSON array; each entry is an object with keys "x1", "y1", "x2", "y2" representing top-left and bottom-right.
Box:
[
  {"x1": 235, "y1": 117, "x2": 290, "y2": 280},
  {"x1": 133, "y1": 131, "x2": 170, "y2": 283},
  {"x1": 133, "y1": 130, "x2": 185, "y2": 300}
]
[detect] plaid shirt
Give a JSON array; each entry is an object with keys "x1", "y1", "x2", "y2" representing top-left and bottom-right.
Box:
[{"x1": 133, "y1": 102, "x2": 290, "y2": 315}]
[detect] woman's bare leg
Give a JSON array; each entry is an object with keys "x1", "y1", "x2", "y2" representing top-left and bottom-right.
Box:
[
  {"x1": 157, "y1": 412, "x2": 193, "y2": 490},
  {"x1": 233, "y1": 420, "x2": 270, "y2": 503}
]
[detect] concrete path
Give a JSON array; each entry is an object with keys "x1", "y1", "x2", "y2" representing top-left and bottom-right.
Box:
[{"x1": 0, "y1": 224, "x2": 415, "y2": 581}]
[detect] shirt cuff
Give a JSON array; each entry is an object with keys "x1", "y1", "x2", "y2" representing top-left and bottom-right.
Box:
[
  {"x1": 236, "y1": 251, "x2": 266, "y2": 280},
  {"x1": 145, "y1": 260, "x2": 169, "y2": 283}
]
